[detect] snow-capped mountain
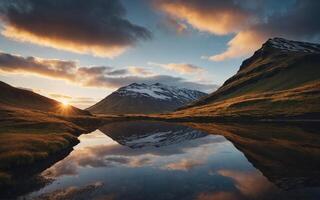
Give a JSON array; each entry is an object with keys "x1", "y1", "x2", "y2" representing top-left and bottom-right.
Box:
[
  {"x1": 87, "y1": 83, "x2": 207, "y2": 114},
  {"x1": 116, "y1": 83, "x2": 205, "y2": 102}
]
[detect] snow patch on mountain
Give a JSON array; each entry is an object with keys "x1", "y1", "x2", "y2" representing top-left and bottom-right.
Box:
[
  {"x1": 268, "y1": 38, "x2": 320, "y2": 53},
  {"x1": 125, "y1": 86, "x2": 170, "y2": 100},
  {"x1": 115, "y1": 83, "x2": 206, "y2": 101}
]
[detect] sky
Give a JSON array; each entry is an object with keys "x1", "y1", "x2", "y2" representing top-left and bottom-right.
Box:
[{"x1": 0, "y1": 0, "x2": 319, "y2": 108}]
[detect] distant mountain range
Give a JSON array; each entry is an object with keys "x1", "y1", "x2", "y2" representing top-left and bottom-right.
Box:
[
  {"x1": 87, "y1": 83, "x2": 207, "y2": 114},
  {"x1": 174, "y1": 38, "x2": 320, "y2": 120}
]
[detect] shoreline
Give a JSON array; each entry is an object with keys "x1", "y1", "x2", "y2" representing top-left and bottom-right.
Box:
[{"x1": 98, "y1": 113, "x2": 320, "y2": 123}]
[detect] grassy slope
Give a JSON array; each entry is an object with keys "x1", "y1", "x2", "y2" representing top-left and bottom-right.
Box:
[
  {"x1": 169, "y1": 81, "x2": 320, "y2": 120},
  {"x1": 0, "y1": 105, "x2": 102, "y2": 185},
  {"x1": 87, "y1": 94, "x2": 181, "y2": 114},
  {"x1": 0, "y1": 81, "x2": 102, "y2": 176},
  {"x1": 116, "y1": 81, "x2": 319, "y2": 121},
  {"x1": 171, "y1": 41, "x2": 320, "y2": 120}
]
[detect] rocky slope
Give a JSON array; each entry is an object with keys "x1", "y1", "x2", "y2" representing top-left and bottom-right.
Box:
[
  {"x1": 87, "y1": 83, "x2": 207, "y2": 114},
  {"x1": 173, "y1": 38, "x2": 320, "y2": 120}
]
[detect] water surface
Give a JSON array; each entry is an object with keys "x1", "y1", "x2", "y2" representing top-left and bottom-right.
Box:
[{"x1": 16, "y1": 121, "x2": 320, "y2": 199}]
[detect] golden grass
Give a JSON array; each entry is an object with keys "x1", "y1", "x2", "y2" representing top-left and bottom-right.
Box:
[
  {"x1": 165, "y1": 81, "x2": 320, "y2": 119},
  {"x1": 0, "y1": 104, "x2": 102, "y2": 173},
  {"x1": 0, "y1": 132, "x2": 78, "y2": 168}
]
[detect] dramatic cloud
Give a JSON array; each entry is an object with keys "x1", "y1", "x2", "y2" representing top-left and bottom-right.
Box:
[
  {"x1": 155, "y1": 0, "x2": 255, "y2": 35},
  {"x1": 155, "y1": 0, "x2": 320, "y2": 61},
  {"x1": 0, "y1": 0, "x2": 151, "y2": 57},
  {"x1": 0, "y1": 52, "x2": 216, "y2": 92},
  {"x1": 208, "y1": 30, "x2": 264, "y2": 61},
  {"x1": 148, "y1": 62, "x2": 204, "y2": 74}
]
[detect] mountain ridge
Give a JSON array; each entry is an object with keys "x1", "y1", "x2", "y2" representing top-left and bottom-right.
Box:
[{"x1": 87, "y1": 83, "x2": 207, "y2": 114}]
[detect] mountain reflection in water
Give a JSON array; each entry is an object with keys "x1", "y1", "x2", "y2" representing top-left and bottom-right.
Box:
[{"x1": 11, "y1": 121, "x2": 320, "y2": 199}]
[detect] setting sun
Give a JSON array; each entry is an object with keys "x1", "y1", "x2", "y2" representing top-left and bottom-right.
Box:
[{"x1": 61, "y1": 100, "x2": 69, "y2": 106}]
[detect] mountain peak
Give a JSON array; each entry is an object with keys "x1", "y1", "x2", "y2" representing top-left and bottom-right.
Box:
[
  {"x1": 87, "y1": 83, "x2": 207, "y2": 114},
  {"x1": 237, "y1": 38, "x2": 320, "y2": 72},
  {"x1": 263, "y1": 37, "x2": 320, "y2": 53}
]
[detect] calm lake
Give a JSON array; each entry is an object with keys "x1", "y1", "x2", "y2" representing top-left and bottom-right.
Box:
[{"x1": 9, "y1": 121, "x2": 320, "y2": 199}]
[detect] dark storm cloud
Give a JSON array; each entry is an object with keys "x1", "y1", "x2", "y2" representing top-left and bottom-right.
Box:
[
  {"x1": 0, "y1": 52, "x2": 217, "y2": 92},
  {"x1": 0, "y1": 0, "x2": 151, "y2": 57},
  {"x1": 254, "y1": 0, "x2": 320, "y2": 41}
]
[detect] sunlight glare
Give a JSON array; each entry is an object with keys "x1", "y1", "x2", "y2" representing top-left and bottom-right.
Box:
[{"x1": 61, "y1": 100, "x2": 69, "y2": 107}]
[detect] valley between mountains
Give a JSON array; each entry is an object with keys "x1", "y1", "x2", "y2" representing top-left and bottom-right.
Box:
[{"x1": 0, "y1": 38, "x2": 320, "y2": 187}]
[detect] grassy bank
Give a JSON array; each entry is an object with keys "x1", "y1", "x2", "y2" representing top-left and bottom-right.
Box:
[{"x1": 0, "y1": 104, "x2": 103, "y2": 185}]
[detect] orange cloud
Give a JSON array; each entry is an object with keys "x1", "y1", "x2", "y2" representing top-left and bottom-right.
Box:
[
  {"x1": 2, "y1": 26, "x2": 127, "y2": 58},
  {"x1": 208, "y1": 30, "x2": 266, "y2": 61},
  {"x1": 155, "y1": 0, "x2": 261, "y2": 61},
  {"x1": 149, "y1": 62, "x2": 204, "y2": 74},
  {"x1": 156, "y1": 0, "x2": 320, "y2": 61},
  {"x1": 156, "y1": 0, "x2": 253, "y2": 35}
]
